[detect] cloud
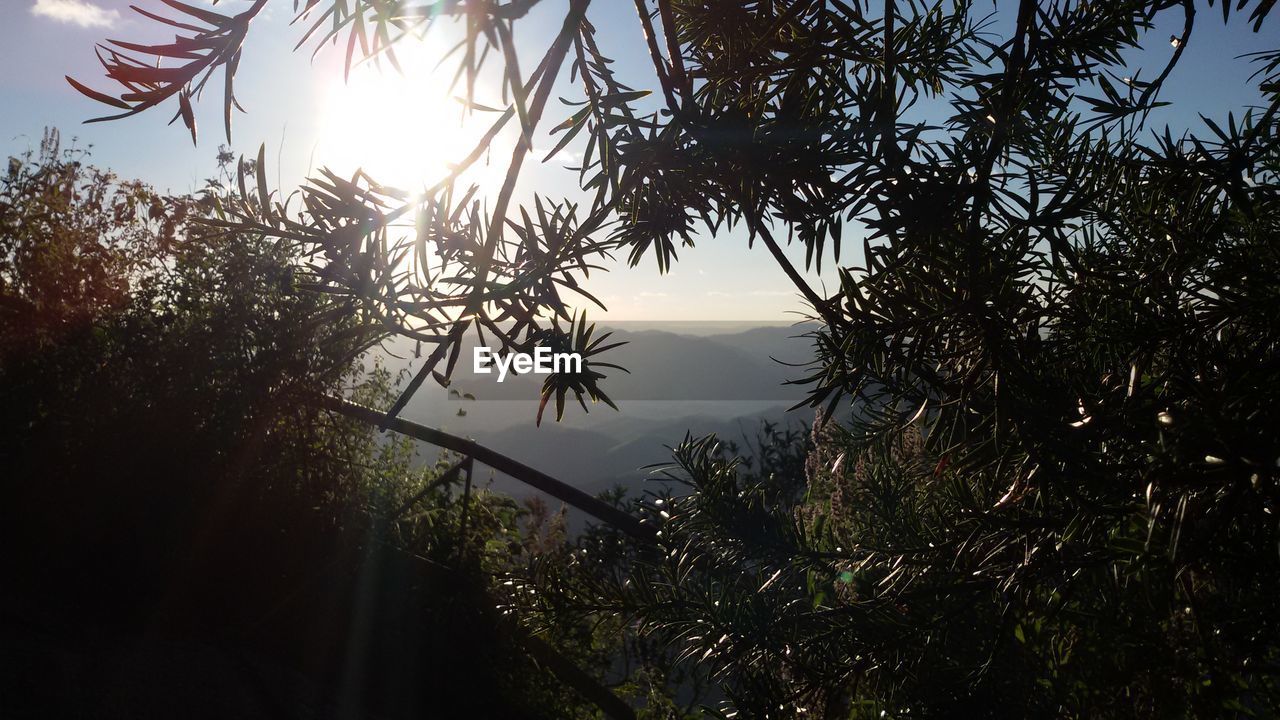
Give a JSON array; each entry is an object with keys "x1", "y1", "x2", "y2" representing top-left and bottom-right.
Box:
[{"x1": 31, "y1": 0, "x2": 119, "y2": 28}]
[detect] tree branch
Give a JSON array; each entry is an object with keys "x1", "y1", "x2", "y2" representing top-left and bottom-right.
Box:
[
  {"x1": 632, "y1": 0, "x2": 683, "y2": 114},
  {"x1": 319, "y1": 395, "x2": 658, "y2": 543}
]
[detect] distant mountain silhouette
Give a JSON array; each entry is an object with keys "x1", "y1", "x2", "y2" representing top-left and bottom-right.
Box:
[
  {"x1": 378, "y1": 324, "x2": 824, "y2": 508},
  {"x1": 465, "y1": 403, "x2": 813, "y2": 511},
  {"x1": 446, "y1": 324, "x2": 820, "y2": 402}
]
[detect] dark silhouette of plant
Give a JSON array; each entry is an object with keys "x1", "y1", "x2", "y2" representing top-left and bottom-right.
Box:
[
  {"x1": 0, "y1": 137, "x2": 634, "y2": 719},
  {"x1": 0, "y1": 128, "x2": 191, "y2": 347},
  {"x1": 67, "y1": 0, "x2": 1280, "y2": 716}
]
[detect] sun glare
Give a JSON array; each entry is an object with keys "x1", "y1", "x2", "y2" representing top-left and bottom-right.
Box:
[{"x1": 315, "y1": 35, "x2": 501, "y2": 195}]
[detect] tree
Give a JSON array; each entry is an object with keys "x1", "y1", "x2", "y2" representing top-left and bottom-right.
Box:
[
  {"x1": 0, "y1": 136, "x2": 634, "y2": 719},
  {"x1": 70, "y1": 0, "x2": 1280, "y2": 717}
]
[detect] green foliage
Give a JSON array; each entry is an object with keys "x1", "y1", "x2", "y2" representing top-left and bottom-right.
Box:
[
  {"x1": 0, "y1": 128, "x2": 189, "y2": 346},
  {"x1": 65, "y1": 0, "x2": 1280, "y2": 716},
  {"x1": 59, "y1": 0, "x2": 1280, "y2": 423},
  {"x1": 0, "y1": 137, "x2": 613, "y2": 719},
  {"x1": 510, "y1": 426, "x2": 811, "y2": 718}
]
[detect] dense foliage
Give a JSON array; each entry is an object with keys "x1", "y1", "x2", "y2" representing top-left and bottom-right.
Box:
[
  {"x1": 0, "y1": 136, "x2": 630, "y2": 719},
  {"x1": 64, "y1": 0, "x2": 1280, "y2": 717}
]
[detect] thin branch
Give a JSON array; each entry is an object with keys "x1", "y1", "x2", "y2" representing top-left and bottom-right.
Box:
[
  {"x1": 472, "y1": 0, "x2": 589, "y2": 316},
  {"x1": 631, "y1": 0, "x2": 683, "y2": 114},
  {"x1": 655, "y1": 0, "x2": 690, "y2": 97},
  {"x1": 754, "y1": 222, "x2": 841, "y2": 331},
  {"x1": 1135, "y1": 0, "x2": 1195, "y2": 128},
  {"x1": 320, "y1": 395, "x2": 658, "y2": 543},
  {"x1": 880, "y1": 0, "x2": 900, "y2": 166},
  {"x1": 964, "y1": 0, "x2": 1036, "y2": 253}
]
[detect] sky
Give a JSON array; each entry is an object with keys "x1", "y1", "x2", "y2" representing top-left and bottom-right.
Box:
[{"x1": 2, "y1": 0, "x2": 1275, "y2": 321}]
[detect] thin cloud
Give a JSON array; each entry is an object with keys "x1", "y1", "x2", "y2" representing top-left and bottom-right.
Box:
[{"x1": 31, "y1": 0, "x2": 119, "y2": 28}]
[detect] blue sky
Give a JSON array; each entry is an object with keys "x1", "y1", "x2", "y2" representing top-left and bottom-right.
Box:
[{"x1": 2, "y1": 1, "x2": 1275, "y2": 320}]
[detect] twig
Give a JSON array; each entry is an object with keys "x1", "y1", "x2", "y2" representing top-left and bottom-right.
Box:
[{"x1": 319, "y1": 395, "x2": 658, "y2": 542}]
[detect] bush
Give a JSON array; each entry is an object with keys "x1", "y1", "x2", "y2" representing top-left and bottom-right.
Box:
[{"x1": 0, "y1": 133, "x2": 609, "y2": 719}]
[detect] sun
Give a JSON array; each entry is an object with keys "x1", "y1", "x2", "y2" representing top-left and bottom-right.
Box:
[{"x1": 314, "y1": 33, "x2": 501, "y2": 195}]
